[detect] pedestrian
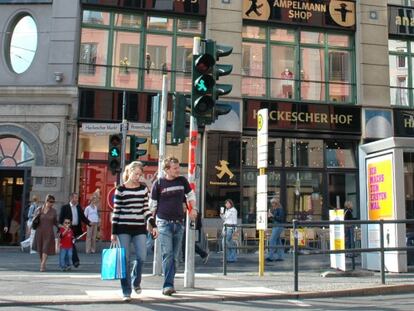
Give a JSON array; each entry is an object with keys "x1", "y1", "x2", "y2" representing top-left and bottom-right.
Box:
[
  {"x1": 266, "y1": 197, "x2": 285, "y2": 262},
  {"x1": 59, "y1": 192, "x2": 90, "y2": 267},
  {"x1": 58, "y1": 218, "x2": 74, "y2": 271},
  {"x1": 84, "y1": 190, "x2": 100, "y2": 254},
  {"x1": 220, "y1": 199, "x2": 238, "y2": 263},
  {"x1": 344, "y1": 200, "x2": 354, "y2": 251},
  {"x1": 32, "y1": 194, "x2": 60, "y2": 272},
  {"x1": 111, "y1": 161, "x2": 158, "y2": 302},
  {"x1": 149, "y1": 156, "x2": 197, "y2": 296},
  {"x1": 8, "y1": 199, "x2": 21, "y2": 245},
  {"x1": 20, "y1": 194, "x2": 40, "y2": 253}
]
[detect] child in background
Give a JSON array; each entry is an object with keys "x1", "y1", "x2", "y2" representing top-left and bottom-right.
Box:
[{"x1": 59, "y1": 218, "x2": 74, "y2": 271}]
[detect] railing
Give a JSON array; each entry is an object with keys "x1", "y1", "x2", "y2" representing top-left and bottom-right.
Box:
[{"x1": 223, "y1": 219, "x2": 414, "y2": 292}]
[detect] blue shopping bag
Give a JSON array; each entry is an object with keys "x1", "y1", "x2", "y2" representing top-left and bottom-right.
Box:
[{"x1": 101, "y1": 242, "x2": 126, "y2": 280}]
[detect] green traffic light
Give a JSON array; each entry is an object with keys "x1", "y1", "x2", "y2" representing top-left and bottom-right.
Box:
[
  {"x1": 110, "y1": 147, "x2": 120, "y2": 157},
  {"x1": 196, "y1": 79, "x2": 207, "y2": 92}
]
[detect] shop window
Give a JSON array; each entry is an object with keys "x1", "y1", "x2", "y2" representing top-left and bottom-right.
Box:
[
  {"x1": 116, "y1": 13, "x2": 142, "y2": 28},
  {"x1": 325, "y1": 140, "x2": 356, "y2": 168},
  {"x1": 175, "y1": 37, "x2": 193, "y2": 92},
  {"x1": 147, "y1": 16, "x2": 173, "y2": 31},
  {"x1": 241, "y1": 42, "x2": 266, "y2": 97},
  {"x1": 83, "y1": 10, "x2": 108, "y2": 25},
  {"x1": 177, "y1": 18, "x2": 202, "y2": 33},
  {"x1": 285, "y1": 139, "x2": 323, "y2": 168},
  {"x1": 145, "y1": 35, "x2": 172, "y2": 90},
  {"x1": 270, "y1": 45, "x2": 296, "y2": 99},
  {"x1": 329, "y1": 51, "x2": 349, "y2": 81}
]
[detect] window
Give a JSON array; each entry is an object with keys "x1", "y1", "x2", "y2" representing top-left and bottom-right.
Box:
[
  {"x1": 79, "y1": 10, "x2": 202, "y2": 92},
  {"x1": 7, "y1": 15, "x2": 38, "y2": 74},
  {"x1": 242, "y1": 25, "x2": 355, "y2": 104},
  {"x1": 389, "y1": 39, "x2": 414, "y2": 107},
  {"x1": 0, "y1": 137, "x2": 35, "y2": 167}
]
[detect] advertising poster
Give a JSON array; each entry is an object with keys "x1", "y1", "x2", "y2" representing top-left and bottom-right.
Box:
[
  {"x1": 366, "y1": 153, "x2": 395, "y2": 221},
  {"x1": 329, "y1": 209, "x2": 346, "y2": 271}
]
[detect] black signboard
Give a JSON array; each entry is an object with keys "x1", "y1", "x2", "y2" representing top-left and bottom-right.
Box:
[
  {"x1": 81, "y1": 0, "x2": 206, "y2": 16},
  {"x1": 394, "y1": 109, "x2": 414, "y2": 137},
  {"x1": 389, "y1": 5, "x2": 414, "y2": 37},
  {"x1": 244, "y1": 100, "x2": 361, "y2": 134},
  {"x1": 242, "y1": 0, "x2": 355, "y2": 31}
]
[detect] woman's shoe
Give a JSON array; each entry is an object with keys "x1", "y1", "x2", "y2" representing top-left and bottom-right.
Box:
[{"x1": 40, "y1": 264, "x2": 45, "y2": 272}]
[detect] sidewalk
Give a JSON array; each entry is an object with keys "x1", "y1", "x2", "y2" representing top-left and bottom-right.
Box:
[{"x1": 1, "y1": 244, "x2": 414, "y2": 306}]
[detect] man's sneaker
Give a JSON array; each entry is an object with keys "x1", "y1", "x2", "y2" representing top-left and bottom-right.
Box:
[
  {"x1": 122, "y1": 295, "x2": 131, "y2": 302},
  {"x1": 162, "y1": 287, "x2": 175, "y2": 296},
  {"x1": 202, "y1": 253, "x2": 210, "y2": 264},
  {"x1": 134, "y1": 286, "x2": 142, "y2": 294}
]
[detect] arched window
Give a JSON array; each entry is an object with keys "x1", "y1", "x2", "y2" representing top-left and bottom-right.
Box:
[{"x1": 0, "y1": 137, "x2": 35, "y2": 167}]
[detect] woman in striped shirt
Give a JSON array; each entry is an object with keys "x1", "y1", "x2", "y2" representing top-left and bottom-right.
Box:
[{"x1": 111, "y1": 161, "x2": 158, "y2": 301}]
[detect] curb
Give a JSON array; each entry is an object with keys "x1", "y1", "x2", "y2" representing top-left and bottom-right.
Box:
[{"x1": 2, "y1": 283, "x2": 414, "y2": 306}]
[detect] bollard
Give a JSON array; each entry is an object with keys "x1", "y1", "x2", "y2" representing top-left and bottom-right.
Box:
[{"x1": 293, "y1": 219, "x2": 299, "y2": 292}]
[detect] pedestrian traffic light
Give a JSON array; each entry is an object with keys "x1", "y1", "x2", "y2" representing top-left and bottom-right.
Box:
[
  {"x1": 172, "y1": 93, "x2": 189, "y2": 145},
  {"x1": 151, "y1": 94, "x2": 161, "y2": 145},
  {"x1": 108, "y1": 134, "x2": 122, "y2": 175},
  {"x1": 191, "y1": 39, "x2": 216, "y2": 125},
  {"x1": 130, "y1": 135, "x2": 147, "y2": 161}
]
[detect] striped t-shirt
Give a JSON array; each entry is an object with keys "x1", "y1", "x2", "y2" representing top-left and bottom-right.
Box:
[{"x1": 111, "y1": 183, "x2": 152, "y2": 236}]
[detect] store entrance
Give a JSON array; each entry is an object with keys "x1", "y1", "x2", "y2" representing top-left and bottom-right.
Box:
[{"x1": 0, "y1": 168, "x2": 31, "y2": 245}]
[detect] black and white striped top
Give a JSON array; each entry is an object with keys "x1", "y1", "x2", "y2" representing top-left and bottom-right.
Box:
[{"x1": 111, "y1": 183, "x2": 152, "y2": 236}]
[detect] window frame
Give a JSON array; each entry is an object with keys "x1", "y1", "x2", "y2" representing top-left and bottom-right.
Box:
[{"x1": 242, "y1": 24, "x2": 356, "y2": 105}]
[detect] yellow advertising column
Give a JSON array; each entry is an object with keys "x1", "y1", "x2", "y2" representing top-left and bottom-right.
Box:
[{"x1": 257, "y1": 108, "x2": 268, "y2": 276}]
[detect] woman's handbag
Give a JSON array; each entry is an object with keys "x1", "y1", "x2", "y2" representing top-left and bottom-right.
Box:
[
  {"x1": 31, "y1": 212, "x2": 41, "y2": 230},
  {"x1": 101, "y1": 240, "x2": 126, "y2": 280}
]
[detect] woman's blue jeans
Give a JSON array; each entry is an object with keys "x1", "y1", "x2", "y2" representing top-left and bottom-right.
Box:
[
  {"x1": 118, "y1": 233, "x2": 147, "y2": 297},
  {"x1": 222, "y1": 227, "x2": 237, "y2": 262},
  {"x1": 156, "y1": 219, "x2": 184, "y2": 290},
  {"x1": 267, "y1": 225, "x2": 284, "y2": 261}
]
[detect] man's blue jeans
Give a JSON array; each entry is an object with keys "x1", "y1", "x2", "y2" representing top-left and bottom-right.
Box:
[
  {"x1": 59, "y1": 247, "x2": 73, "y2": 268},
  {"x1": 118, "y1": 233, "x2": 147, "y2": 297},
  {"x1": 157, "y1": 219, "x2": 184, "y2": 290},
  {"x1": 267, "y1": 225, "x2": 284, "y2": 261}
]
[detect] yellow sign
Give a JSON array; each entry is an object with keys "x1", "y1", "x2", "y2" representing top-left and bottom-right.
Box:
[
  {"x1": 243, "y1": 0, "x2": 271, "y2": 21},
  {"x1": 367, "y1": 155, "x2": 394, "y2": 220},
  {"x1": 329, "y1": 0, "x2": 355, "y2": 27}
]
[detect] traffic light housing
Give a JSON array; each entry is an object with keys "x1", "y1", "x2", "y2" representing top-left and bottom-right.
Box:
[
  {"x1": 212, "y1": 44, "x2": 233, "y2": 116},
  {"x1": 108, "y1": 134, "x2": 122, "y2": 175},
  {"x1": 191, "y1": 39, "x2": 233, "y2": 126},
  {"x1": 130, "y1": 135, "x2": 147, "y2": 161},
  {"x1": 172, "y1": 93, "x2": 189, "y2": 145},
  {"x1": 191, "y1": 39, "x2": 216, "y2": 125}
]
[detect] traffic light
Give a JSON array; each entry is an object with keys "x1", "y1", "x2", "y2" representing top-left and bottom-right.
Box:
[
  {"x1": 191, "y1": 39, "x2": 216, "y2": 125},
  {"x1": 212, "y1": 43, "x2": 233, "y2": 116},
  {"x1": 108, "y1": 134, "x2": 122, "y2": 175},
  {"x1": 172, "y1": 93, "x2": 189, "y2": 145},
  {"x1": 130, "y1": 135, "x2": 147, "y2": 161},
  {"x1": 151, "y1": 94, "x2": 161, "y2": 145}
]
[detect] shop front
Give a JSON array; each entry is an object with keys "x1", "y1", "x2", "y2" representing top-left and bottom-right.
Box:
[{"x1": 237, "y1": 100, "x2": 361, "y2": 223}]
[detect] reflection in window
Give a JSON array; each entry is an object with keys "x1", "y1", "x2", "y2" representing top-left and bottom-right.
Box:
[
  {"x1": 242, "y1": 42, "x2": 266, "y2": 96},
  {"x1": 325, "y1": 140, "x2": 356, "y2": 168},
  {"x1": 145, "y1": 35, "x2": 172, "y2": 90},
  {"x1": 147, "y1": 16, "x2": 173, "y2": 31},
  {"x1": 175, "y1": 37, "x2": 193, "y2": 92},
  {"x1": 79, "y1": 43, "x2": 97, "y2": 75},
  {"x1": 83, "y1": 10, "x2": 108, "y2": 25},
  {"x1": 9, "y1": 15, "x2": 38, "y2": 74},
  {"x1": 285, "y1": 138, "x2": 323, "y2": 168},
  {"x1": 177, "y1": 18, "x2": 202, "y2": 33},
  {"x1": 115, "y1": 13, "x2": 141, "y2": 28},
  {"x1": 271, "y1": 45, "x2": 295, "y2": 99},
  {"x1": 0, "y1": 137, "x2": 35, "y2": 167}
]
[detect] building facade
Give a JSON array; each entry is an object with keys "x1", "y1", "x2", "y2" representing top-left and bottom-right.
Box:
[{"x1": 0, "y1": 0, "x2": 413, "y2": 242}]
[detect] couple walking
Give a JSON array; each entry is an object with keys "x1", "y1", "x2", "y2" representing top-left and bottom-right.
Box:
[{"x1": 111, "y1": 156, "x2": 197, "y2": 301}]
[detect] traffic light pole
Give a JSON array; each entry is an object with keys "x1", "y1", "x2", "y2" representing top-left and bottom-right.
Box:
[
  {"x1": 184, "y1": 37, "x2": 201, "y2": 288},
  {"x1": 152, "y1": 74, "x2": 168, "y2": 276}
]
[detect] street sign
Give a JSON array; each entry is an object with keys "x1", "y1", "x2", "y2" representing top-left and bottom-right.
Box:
[
  {"x1": 257, "y1": 108, "x2": 268, "y2": 169},
  {"x1": 107, "y1": 186, "x2": 116, "y2": 209}
]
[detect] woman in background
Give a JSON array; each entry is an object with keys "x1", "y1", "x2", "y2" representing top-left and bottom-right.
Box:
[{"x1": 220, "y1": 199, "x2": 238, "y2": 263}]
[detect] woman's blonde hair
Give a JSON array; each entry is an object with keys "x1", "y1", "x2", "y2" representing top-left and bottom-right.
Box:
[{"x1": 122, "y1": 161, "x2": 144, "y2": 183}]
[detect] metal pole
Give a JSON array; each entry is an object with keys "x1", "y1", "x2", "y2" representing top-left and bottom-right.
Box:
[
  {"x1": 184, "y1": 37, "x2": 201, "y2": 288},
  {"x1": 120, "y1": 91, "x2": 128, "y2": 175},
  {"x1": 293, "y1": 219, "x2": 299, "y2": 292},
  {"x1": 152, "y1": 74, "x2": 168, "y2": 276},
  {"x1": 223, "y1": 224, "x2": 227, "y2": 275},
  {"x1": 380, "y1": 220, "x2": 385, "y2": 285}
]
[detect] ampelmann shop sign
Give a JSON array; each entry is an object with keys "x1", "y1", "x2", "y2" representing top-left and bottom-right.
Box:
[
  {"x1": 242, "y1": 0, "x2": 355, "y2": 30},
  {"x1": 244, "y1": 100, "x2": 361, "y2": 134},
  {"x1": 389, "y1": 5, "x2": 414, "y2": 37}
]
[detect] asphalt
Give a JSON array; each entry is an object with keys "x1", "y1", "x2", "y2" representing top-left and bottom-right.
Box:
[{"x1": 1, "y1": 242, "x2": 414, "y2": 306}]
